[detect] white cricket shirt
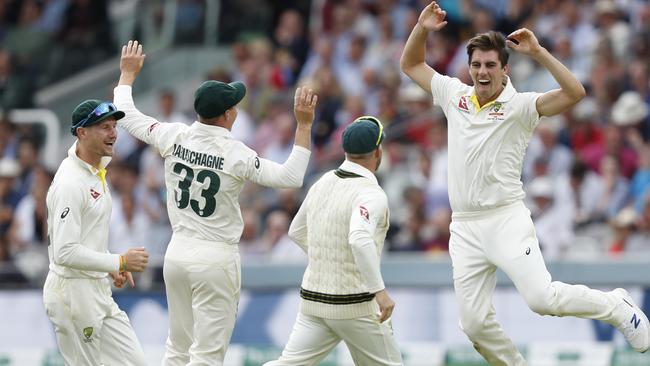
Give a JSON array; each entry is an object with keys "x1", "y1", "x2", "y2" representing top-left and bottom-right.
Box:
[
  {"x1": 430, "y1": 73, "x2": 542, "y2": 213},
  {"x1": 114, "y1": 85, "x2": 310, "y2": 244},
  {"x1": 289, "y1": 160, "x2": 388, "y2": 319},
  {"x1": 47, "y1": 142, "x2": 120, "y2": 278}
]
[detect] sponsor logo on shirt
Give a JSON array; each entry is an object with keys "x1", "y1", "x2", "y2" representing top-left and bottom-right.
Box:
[
  {"x1": 60, "y1": 207, "x2": 69, "y2": 219},
  {"x1": 90, "y1": 188, "x2": 101, "y2": 199},
  {"x1": 254, "y1": 157, "x2": 260, "y2": 169},
  {"x1": 148, "y1": 122, "x2": 160, "y2": 134},
  {"x1": 458, "y1": 96, "x2": 469, "y2": 112},
  {"x1": 359, "y1": 205, "x2": 369, "y2": 221}
]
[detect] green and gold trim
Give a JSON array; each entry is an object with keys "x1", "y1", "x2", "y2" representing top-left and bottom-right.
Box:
[{"x1": 300, "y1": 288, "x2": 375, "y2": 305}]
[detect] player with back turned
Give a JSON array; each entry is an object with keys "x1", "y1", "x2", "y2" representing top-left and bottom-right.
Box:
[
  {"x1": 115, "y1": 40, "x2": 317, "y2": 365},
  {"x1": 265, "y1": 116, "x2": 402, "y2": 366},
  {"x1": 400, "y1": 2, "x2": 650, "y2": 365}
]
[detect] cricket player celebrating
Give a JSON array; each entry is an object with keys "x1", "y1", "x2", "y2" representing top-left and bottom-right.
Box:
[
  {"x1": 400, "y1": 2, "x2": 650, "y2": 365},
  {"x1": 115, "y1": 40, "x2": 317, "y2": 365},
  {"x1": 43, "y1": 99, "x2": 150, "y2": 365},
  {"x1": 265, "y1": 116, "x2": 403, "y2": 366}
]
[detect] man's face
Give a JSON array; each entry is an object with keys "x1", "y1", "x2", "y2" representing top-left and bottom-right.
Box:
[
  {"x1": 469, "y1": 49, "x2": 507, "y2": 103},
  {"x1": 80, "y1": 118, "x2": 117, "y2": 157}
]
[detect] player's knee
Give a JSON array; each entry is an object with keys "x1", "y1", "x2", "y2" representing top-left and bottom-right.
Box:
[{"x1": 460, "y1": 313, "x2": 489, "y2": 339}]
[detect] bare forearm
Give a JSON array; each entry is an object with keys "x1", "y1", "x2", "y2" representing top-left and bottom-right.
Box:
[
  {"x1": 400, "y1": 23, "x2": 435, "y2": 92},
  {"x1": 294, "y1": 124, "x2": 312, "y2": 150},
  {"x1": 400, "y1": 23, "x2": 429, "y2": 71},
  {"x1": 531, "y1": 48, "x2": 585, "y2": 100},
  {"x1": 119, "y1": 72, "x2": 137, "y2": 86}
]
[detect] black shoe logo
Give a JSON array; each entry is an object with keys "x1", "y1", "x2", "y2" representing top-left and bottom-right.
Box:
[
  {"x1": 61, "y1": 207, "x2": 70, "y2": 219},
  {"x1": 525, "y1": 247, "x2": 531, "y2": 255}
]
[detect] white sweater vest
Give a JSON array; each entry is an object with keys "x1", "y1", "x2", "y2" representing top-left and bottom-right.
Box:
[{"x1": 299, "y1": 170, "x2": 388, "y2": 319}]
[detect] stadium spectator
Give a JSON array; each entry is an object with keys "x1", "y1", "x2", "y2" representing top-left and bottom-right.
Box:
[
  {"x1": 55, "y1": 0, "x2": 113, "y2": 80},
  {"x1": 523, "y1": 118, "x2": 573, "y2": 183}
]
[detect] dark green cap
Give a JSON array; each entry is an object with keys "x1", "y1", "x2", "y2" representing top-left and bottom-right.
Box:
[
  {"x1": 342, "y1": 116, "x2": 385, "y2": 154},
  {"x1": 194, "y1": 80, "x2": 246, "y2": 119},
  {"x1": 71, "y1": 100, "x2": 124, "y2": 136}
]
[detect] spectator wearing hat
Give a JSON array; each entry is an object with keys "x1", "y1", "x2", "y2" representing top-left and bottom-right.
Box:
[
  {"x1": 266, "y1": 116, "x2": 403, "y2": 366},
  {"x1": 114, "y1": 40, "x2": 318, "y2": 365},
  {"x1": 43, "y1": 98, "x2": 150, "y2": 365},
  {"x1": 611, "y1": 91, "x2": 650, "y2": 147},
  {"x1": 526, "y1": 176, "x2": 574, "y2": 260},
  {"x1": 523, "y1": 117, "x2": 573, "y2": 183},
  {"x1": 608, "y1": 206, "x2": 638, "y2": 254}
]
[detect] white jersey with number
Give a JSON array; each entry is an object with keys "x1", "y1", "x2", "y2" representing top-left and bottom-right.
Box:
[
  {"x1": 429, "y1": 73, "x2": 542, "y2": 213},
  {"x1": 114, "y1": 85, "x2": 310, "y2": 244}
]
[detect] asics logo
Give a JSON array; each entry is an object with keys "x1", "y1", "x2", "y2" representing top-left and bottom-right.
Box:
[{"x1": 632, "y1": 314, "x2": 641, "y2": 329}]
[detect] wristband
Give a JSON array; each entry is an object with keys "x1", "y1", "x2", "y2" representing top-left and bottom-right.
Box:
[{"x1": 119, "y1": 255, "x2": 127, "y2": 272}]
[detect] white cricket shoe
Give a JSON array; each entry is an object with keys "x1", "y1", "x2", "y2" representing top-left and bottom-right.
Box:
[{"x1": 613, "y1": 288, "x2": 650, "y2": 353}]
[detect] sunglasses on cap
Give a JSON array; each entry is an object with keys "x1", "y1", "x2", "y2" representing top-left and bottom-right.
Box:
[
  {"x1": 70, "y1": 102, "x2": 118, "y2": 135},
  {"x1": 353, "y1": 115, "x2": 384, "y2": 146}
]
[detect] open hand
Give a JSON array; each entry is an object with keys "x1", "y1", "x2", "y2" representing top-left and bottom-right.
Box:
[
  {"x1": 506, "y1": 28, "x2": 542, "y2": 55},
  {"x1": 418, "y1": 1, "x2": 448, "y2": 31},
  {"x1": 120, "y1": 40, "x2": 146, "y2": 76},
  {"x1": 293, "y1": 86, "x2": 318, "y2": 125}
]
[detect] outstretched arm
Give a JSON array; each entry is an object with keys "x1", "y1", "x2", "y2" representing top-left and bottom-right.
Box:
[
  {"x1": 292, "y1": 86, "x2": 317, "y2": 150},
  {"x1": 246, "y1": 86, "x2": 317, "y2": 188},
  {"x1": 119, "y1": 40, "x2": 145, "y2": 86},
  {"x1": 114, "y1": 40, "x2": 173, "y2": 149},
  {"x1": 400, "y1": 1, "x2": 448, "y2": 93},
  {"x1": 506, "y1": 28, "x2": 586, "y2": 117}
]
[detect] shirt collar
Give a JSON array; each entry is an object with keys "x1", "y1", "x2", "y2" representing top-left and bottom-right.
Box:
[
  {"x1": 191, "y1": 121, "x2": 233, "y2": 137},
  {"x1": 68, "y1": 141, "x2": 111, "y2": 173},
  {"x1": 68, "y1": 141, "x2": 111, "y2": 191},
  {"x1": 470, "y1": 76, "x2": 517, "y2": 110},
  {"x1": 339, "y1": 160, "x2": 378, "y2": 184}
]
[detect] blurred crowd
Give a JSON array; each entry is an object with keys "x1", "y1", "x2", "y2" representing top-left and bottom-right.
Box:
[{"x1": 0, "y1": 0, "x2": 650, "y2": 286}]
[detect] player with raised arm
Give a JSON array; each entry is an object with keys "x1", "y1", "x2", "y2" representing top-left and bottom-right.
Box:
[
  {"x1": 115, "y1": 40, "x2": 317, "y2": 366},
  {"x1": 400, "y1": 2, "x2": 650, "y2": 365}
]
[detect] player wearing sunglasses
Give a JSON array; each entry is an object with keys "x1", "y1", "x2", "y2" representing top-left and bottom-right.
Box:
[{"x1": 43, "y1": 99, "x2": 150, "y2": 365}]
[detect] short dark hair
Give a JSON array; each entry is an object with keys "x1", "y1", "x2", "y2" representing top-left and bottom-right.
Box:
[{"x1": 466, "y1": 31, "x2": 509, "y2": 67}]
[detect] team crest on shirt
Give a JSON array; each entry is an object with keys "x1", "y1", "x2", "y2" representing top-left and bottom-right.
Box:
[
  {"x1": 359, "y1": 205, "x2": 369, "y2": 222},
  {"x1": 458, "y1": 96, "x2": 469, "y2": 112},
  {"x1": 90, "y1": 188, "x2": 101, "y2": 199},
  {"x1": 488, "y1": 103, "x2": 506, "y2": 121},
  {"x1": 82, "y1": 327, "x2": 93, "y2": 343}
]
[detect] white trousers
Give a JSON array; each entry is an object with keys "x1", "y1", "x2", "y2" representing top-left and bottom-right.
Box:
[
  {"x1": 265, "y1": 312, "x2": 403, "y2": 366},
  {"x1": 450, "y1": 201, "x2": 619, "y2": 366},
  {"x1": 162, "y1": 236, "x2": 240, "y2": 366},
  {"x1": 42, "y1": 272, "x2": 146, "y2": 366}
]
